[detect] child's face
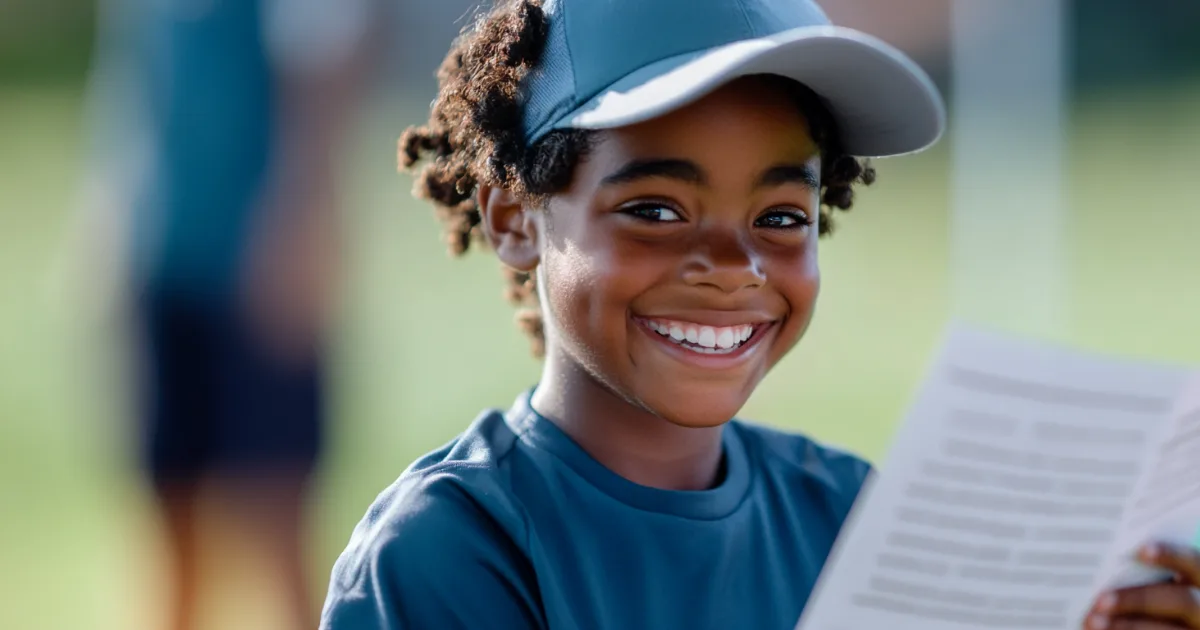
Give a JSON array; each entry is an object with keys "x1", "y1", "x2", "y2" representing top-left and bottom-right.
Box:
[{"x1": 508, "y1": 77, "x2": 822, "y2": 427}]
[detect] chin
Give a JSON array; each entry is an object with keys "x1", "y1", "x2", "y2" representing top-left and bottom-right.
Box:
[{"x1": 640, "y1": 387, "x2": 751, "y2": 429}]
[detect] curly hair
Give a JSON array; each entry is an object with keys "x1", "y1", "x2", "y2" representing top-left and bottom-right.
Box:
[{"x1": 400, "y1": 0, "x2": 876, "y2": 357}]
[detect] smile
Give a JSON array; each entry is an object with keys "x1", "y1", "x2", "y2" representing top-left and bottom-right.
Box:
[{"x1": 640, "y1": 317, "x2": 763, "y2": 355}]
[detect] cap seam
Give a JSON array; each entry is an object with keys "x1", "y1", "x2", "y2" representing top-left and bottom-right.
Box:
[
  {"x1": 732, "y1": 0, "x2": 757, "y2": 37},
  {"x1": 559, "y1": 0, "x2": 580, "y2": 117}
]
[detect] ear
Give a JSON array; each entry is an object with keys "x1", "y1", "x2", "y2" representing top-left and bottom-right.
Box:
[{"x1": 478, "y1": 185, "x2": 540, "y2": 272}]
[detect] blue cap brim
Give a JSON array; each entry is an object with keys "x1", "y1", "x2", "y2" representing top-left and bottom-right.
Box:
[{"x1": 555, "y1": 26, "x2": 946, "y2": 158}]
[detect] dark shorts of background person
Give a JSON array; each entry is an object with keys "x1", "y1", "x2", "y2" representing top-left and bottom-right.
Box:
[{"x1": 132, "y1": 285, "x2": 325, "y2": 486}]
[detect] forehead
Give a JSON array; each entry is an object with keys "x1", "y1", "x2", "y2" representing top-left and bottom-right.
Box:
[{"x1": 591, "y1": 78, "x2": 821, "y2": 170}]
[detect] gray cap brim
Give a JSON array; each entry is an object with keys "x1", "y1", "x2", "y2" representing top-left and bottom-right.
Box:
[{"x1": 557, "y1": 26, "x2": 946, "y2": 158}]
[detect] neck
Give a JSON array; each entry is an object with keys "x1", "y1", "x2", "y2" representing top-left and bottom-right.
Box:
[{"x1": 531, "y1": 347, "x2": 726, "y2": 491}]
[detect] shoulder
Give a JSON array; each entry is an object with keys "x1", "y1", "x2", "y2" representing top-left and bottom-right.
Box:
[
  {"x1": 730, "y1": 419, "x2": 874, "y2": 514},
  {"x1": 322, "y1": 410, "x2": 542, "y2": 629},
  {"x1": 329, "y1": 410, "x2": 528, "y2": 589},
  {"x1": 326, "y1": 461, "x2": 525, "y2": 590}
]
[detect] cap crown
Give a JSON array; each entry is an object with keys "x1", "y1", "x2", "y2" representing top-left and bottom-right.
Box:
[{"x1": 522, "y1": 0, "x2": 833, "y2": 143}]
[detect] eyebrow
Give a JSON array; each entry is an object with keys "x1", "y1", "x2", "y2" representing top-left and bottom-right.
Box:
[
  {"x1": 756, "y1": 164, "x2": 821, "y2": 191},
  {"x1": 598, "y1": 158, "x2": 821, "y2": 190},
  {"x1": 600, "y1": 159, "x2": 706, "y2": 187}
]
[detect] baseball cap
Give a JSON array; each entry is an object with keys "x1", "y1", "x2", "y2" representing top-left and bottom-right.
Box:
[{"x1": 520, "y1": 0, "x2": 946, "y2": 158}]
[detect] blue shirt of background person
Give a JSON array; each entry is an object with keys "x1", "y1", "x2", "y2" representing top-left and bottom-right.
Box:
[
  {"x1": 131, "y1": 0, "x2": 276, "y2": 299},
  {"x1": 83, "y1": 0, "x2": 380, "y2": 302}
]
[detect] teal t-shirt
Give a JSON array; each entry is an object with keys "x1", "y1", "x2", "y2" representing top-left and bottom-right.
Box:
[
  {"x1": 320, "y1": 391, "x2": 871, "y2": 630},
  {"x1": 128, "y1": 0, "x2": 276, "y2": 299}
]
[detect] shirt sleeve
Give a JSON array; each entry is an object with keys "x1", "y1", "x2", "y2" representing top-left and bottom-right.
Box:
[
  {"x1": 320, "y1": 474, "x2": 545, "y2": 630},
  {"x1": 826, "y1": 447, "x2": 874, "y2": 518}
]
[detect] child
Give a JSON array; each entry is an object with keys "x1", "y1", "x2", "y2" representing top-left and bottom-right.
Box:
[{"x1": 321, "y1": 1, "x2": 1200, "y2": 628}]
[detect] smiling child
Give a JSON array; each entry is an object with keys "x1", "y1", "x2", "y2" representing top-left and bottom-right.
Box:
[{"x1": 319, "y1": 1, "x2": 1200, "y2": 629}]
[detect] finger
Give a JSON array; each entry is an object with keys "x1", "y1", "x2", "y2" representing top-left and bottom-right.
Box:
[
  {"x1": 1092, "y1": 584, "x2": 1200, "y2": 627},
  {"x1": 1104, "y1": 618, "x2": 1190, "y2": 630},
  {"x1": 1141, "y1": 543, "x2": 1200, "y2": 586}
]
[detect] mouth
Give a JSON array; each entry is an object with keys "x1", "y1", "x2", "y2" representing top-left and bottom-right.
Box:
[{"x1": 633, "y1": 316, "x2": 775, "y2": 361}]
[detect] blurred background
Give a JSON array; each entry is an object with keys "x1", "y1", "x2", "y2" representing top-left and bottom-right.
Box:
[{"x1": 1, "y1": 1, "x2": 1199, "y2": 629}]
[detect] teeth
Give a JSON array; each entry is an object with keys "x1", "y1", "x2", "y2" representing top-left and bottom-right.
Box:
[{"x1": 645, "y1": 318, "x2": 762, "y2": 354}]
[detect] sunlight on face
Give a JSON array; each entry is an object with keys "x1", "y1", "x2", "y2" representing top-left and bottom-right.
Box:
[{"x1": 539, "y1": 76, "x2": 824, "y2": 427}]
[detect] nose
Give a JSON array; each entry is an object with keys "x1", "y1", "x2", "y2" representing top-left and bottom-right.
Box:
[{"x1": 680, "y1": 231, "x2": 766, "y2": 294}]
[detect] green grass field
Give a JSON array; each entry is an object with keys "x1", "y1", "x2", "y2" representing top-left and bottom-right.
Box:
[{"x1": 2, "y1": 82, "x2": 1199, "y2": 630}]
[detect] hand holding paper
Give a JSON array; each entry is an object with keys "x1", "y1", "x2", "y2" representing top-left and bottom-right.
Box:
[
  {"x1": 1081, "y1": 373, "x2": 1200, "y2": 630},
  {"x1": 795, "y1": 324, "x2": 1200, "y2": 630},
  {"x1": 1084, "y1": 542, "x2": 1200, "y2": 629}
]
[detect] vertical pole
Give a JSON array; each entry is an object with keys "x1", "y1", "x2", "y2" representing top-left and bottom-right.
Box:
[{"x1": 950, "y1": 0, "x2": 1070, "y2": 337}]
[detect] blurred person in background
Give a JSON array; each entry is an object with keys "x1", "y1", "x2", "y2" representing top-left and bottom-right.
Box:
[{"x1": 71, "y1": 0, "x2": 386, "y2": 628}]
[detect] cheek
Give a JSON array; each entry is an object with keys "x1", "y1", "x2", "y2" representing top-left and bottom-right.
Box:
[
  {"x1": 771, "y1": 246, "x2": 821, "y2": 351},
  {"x1": 541, "y1": 239, "x2": 645, "y2": 355}
]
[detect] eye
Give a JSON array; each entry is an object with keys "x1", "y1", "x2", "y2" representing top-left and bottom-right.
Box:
[
  {"x1": 620, "y1": 202, "x2": 685, "y2": 223},
  {"x1": 756, "y1": 208, "x2": 812, "y2": 230}
]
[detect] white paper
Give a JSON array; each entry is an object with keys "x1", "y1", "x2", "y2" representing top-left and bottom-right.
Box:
[{"x1": 796, "y1": 323, "x2": 1190, "y2": 630}]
